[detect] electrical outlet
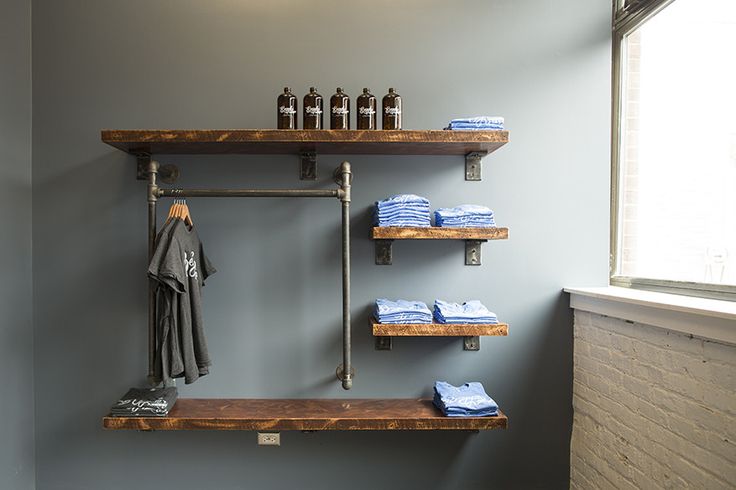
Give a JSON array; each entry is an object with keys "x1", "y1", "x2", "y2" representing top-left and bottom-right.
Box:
[{"x1": 257, "y1": 432, "x2": 280, "y2": 446}]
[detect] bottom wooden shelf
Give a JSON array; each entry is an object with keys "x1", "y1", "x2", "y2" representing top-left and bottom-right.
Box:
[{"x1": 103, "y1": 398, "x2": 507, "y2": 431}]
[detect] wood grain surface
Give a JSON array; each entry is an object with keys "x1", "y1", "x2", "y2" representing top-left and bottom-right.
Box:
[
  {"x1": 100, "y1": 129, "x2": 509, "y2": 155},
  {"x1": 103, "y1": 398, "x2": 507, "y2": 431},
  {"x1": 371, "y1": 227, "x2": 509, "y2": 240},
  {"x1": 372, "y1": 321, "x2": 509, "y2": 337}
]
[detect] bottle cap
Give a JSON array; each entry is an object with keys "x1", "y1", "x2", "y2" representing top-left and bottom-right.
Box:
[
  {"x1": 363, "y1": 88, "x2": 369, "y2": 94},
  {"x1": 336, "y1": 87, "x2": 343, "y2": 93},
  {"x1": 284, "y1": 87, "x2": 290, "y2": 92},
  {"x1": 310, "y1": 87, "x2": 316, "y2": 92},
  {"x1": 388, "y1": 88, "x2": 395, "y2": 93}
]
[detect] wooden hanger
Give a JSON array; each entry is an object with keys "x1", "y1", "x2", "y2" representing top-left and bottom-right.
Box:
[
  {"x1": 165, "y1": 198, "x2": 180, "y2": 225},
  {"x1": 181, "y1": 198, "x2": 194, "y2": 228}
]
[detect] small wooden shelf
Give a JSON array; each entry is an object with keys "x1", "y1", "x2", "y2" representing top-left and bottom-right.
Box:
[
  {"x1": 372, "y1": 319, "x2": 508, "y2": 351},
  {"x1": 371, "y1": 227, "x2": 508, "y2": 265},
  {"x1": 372, "y1": 320, "x2": 509, "y2": 337},
  {"x1": 102, "y1": 398, "x2": 507, "y2": 431},
  {"x1": 371, "y1": 226, "x2": 508, "y2": 240},
  {"x1": 101, "y1": 129, "x2": 508, "y2": 155}
]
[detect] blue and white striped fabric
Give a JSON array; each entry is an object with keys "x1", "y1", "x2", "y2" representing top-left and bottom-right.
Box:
[
  {"x1": 375, "y1": 194, "x2": 431, "y2": 227},
  {"x1": 445, "y1": 116, "x2": 504, "y2": 130},
  {"x1": 433, "y1": 299, "x2": 498, "y2": 324},
  {"x1": 374, "y1": 298, "x2": 432, "y2": 324},
  {"x1": 434, "y1": 204, "x2": 496, "y2": 228},
  {"x1": 433, "y1": 381, "x2": 499, "y2": 417}
]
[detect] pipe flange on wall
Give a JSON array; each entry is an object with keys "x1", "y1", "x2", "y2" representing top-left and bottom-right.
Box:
[{"x1": 336, "y1": 364, "x2": 355, "y2": 389}]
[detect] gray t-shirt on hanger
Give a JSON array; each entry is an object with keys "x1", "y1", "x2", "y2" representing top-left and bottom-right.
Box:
[{"x1": 148, "y1": 219, "x2": 216, "y2": 384}]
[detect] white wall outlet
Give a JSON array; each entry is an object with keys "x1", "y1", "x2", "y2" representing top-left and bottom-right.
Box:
[{"x1": 257, "y1": 432, "x2": 280, "y2": 446}]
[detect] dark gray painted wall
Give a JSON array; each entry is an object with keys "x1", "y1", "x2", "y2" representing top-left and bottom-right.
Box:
[
  {"x1": 1, "y1": 0, "x2": 34, "y2": 488},
  {"x1": 32, "y1": 1, "x2": 610, "y2": 489}
]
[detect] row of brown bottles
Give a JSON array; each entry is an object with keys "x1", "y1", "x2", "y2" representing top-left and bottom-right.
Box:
[{"x1": 277, "y1": 87, "x2": 401, "y2": 130}]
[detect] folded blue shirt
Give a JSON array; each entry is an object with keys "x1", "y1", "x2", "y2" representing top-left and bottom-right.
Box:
[
  {"x1": 435, "y1": 204, "x2": 496, "y2": 227},
  {"x1": 450, "y1": 116, "x2": 504, "y2": 126},
  {"x1": 434, "y1": 299, "x2": 498, "y2": 324},
  {"x1": 375, "y1": 299, "x2": 432, "y2": 324},
  {"x1": 433, "y1": 381, "x2": 498, "y2": 417},
  {"x1": 375, "y1": 194, "x2": 432, "y2": 227},
  {"x1": 376, "y1": 194, "x2": 430, "y2": 207},
  {"x1": 446, "y1": 116, "x2": 505, "y2": 130}
]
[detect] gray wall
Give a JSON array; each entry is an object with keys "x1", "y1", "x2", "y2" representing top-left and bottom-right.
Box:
[
  {"x1": 1, "y1": 0, "x2": 34, "y2": 488},
  {"x1": 31, "y1": 1, "x2": 610, "y2": 489}
]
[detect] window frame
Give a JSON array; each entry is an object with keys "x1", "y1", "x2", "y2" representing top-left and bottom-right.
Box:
[{"x1": 609, "y1": 0, "x2": 736, "y2": 301}]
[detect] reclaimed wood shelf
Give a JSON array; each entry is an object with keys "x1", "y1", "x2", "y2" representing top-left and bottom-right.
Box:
[
  {"x1": 372, "y1": 318, "x2": 508, "y2": 351},
  {"x1": 372, "y1": 320, "x2": 509, "y2": 337},
  {"x1": 371, "y1": 227, "x2": 509, "y2": 265},
  {"x1": 101, "y1": 129, "x2": 508, "y2": 155},
  {"x1": 102, "y1": 398, "x2": 507, "y2": 431},
  {"x1": 371, "y1": 226, "x2": 508, "y2": 240}
]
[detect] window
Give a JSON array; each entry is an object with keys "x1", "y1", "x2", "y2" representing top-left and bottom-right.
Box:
[{"x1": 611, "y1": 0, "x2": 736, "y2": 298}]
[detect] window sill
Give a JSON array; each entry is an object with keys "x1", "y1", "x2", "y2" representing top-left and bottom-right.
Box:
[{"x1": 563, "y1": 286, "x2": 736, "y2": 345}]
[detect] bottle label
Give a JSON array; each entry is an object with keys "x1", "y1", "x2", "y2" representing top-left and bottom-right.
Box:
[
  {"x1": 332, "y1": 106, "x2": 349, "y2": 115},
  {"x1": 359, "y1": 107, "x2": 376, "y2": 116},
  {"x1": 384, "y1": 106, "x2": 401, "y2": 116},
  {"x1": 305, "y1": 106, "x2": 323, "y2": 115},
  {"x1": 279, "y1": 106, "x2": 296, "y2": 115}
]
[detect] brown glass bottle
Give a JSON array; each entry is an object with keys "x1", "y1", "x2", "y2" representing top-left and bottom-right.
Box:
[
  {"x1": 330, "y1": 88, "x2": 350, "y2": 130},
  {"x1": 382, "y1": 88, "x2": 402, "y2": 130},
  {"x1": 303, "y1": 87, "x2": 323, "y2": 130},
  {"x1": 356, "y1": 88, "x2": 376, "y2": 130},
  {"x1": 277, "y1": 87, "x2": 297, "y2": 129}
]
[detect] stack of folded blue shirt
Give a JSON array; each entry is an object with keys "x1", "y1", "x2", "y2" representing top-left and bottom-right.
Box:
[
  {"x1": 434, "y1": 204, "x2": 496, "y2": 228},
  {"x1": 434, "y1": 299, "x2": 498, "y2": 324},
  {"x1": 445, "y1": 116, "x2": 504, "y2": 130},
  {"x1": 375, "y1": 194, "x2": 431, "y2": 227},
  {"x1": 433, "y1": 381, "x2": 499, "y2": 417},
  {"x1": 374, "y1": 298, "x2": 432, "y2": 324}
]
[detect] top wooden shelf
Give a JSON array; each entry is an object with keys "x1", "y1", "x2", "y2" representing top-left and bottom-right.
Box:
[{"x1": 100, "y1": 129, "x2": 509, "y2": 155}]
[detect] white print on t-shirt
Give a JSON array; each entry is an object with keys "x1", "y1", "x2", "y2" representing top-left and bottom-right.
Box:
[{"x1": 183, "y1": 251, "x2": 198, "y2": 280}]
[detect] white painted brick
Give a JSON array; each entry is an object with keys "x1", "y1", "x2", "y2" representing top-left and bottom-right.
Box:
[
  {"x1": 570, "y1": 312, "x2": 736, "y2": 490},
  {"x1": 703, "y1": 340, "x2": 735, "y2": 364},
  {"x1": 704, "y1": 431, "x2": 736, "y2": 465},
  {"x1": 701, "y1": 385, "x2": 736, "y2": 417},
  {"x1": 707, "y1": 361, "x2": 736, "y2": 393}
]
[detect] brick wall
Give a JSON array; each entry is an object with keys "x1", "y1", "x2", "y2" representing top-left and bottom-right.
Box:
[{"x1": 571, "y1": 310, "x2": 736, "y2": 489}]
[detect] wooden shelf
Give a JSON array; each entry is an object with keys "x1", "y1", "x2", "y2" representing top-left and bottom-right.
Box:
[
  {"x1": 101, "y1": 129, "x2": 508, "y2": 155},
  {"x1": 372, "y1": 320, "x2": 509, "y2": 337},
  {"x1": 102, "y1": 398, "x2": 507, "y2": 431},
  {"x1": 371, "y1": 226, "x2": 509, "y2": 240},
  {"x1": 371, "y1": 227, "x2": 508, "y2": 265}
]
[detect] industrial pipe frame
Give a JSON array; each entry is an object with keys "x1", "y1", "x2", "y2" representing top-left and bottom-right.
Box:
[{"x1": 144, "y1": 159, "x2": 354, "y2": 389}]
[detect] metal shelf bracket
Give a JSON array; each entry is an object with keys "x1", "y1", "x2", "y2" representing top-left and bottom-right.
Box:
[
  {"x1": 463, "y1": 336, "x2": 481, "y2": 351},
  {"x1": 375, "y1": 240, "x2": 393, "y2": 265},
  {"x1": 300, "y1": 152, "x2": 317, "y2": 180},
  {"x1": 465, "y1": 240, "x2": 485, "y2": 266},
  {"x1": 375, "y1": 336, "x2": 392, "y2": 350},
  {"x1": 465, "y1": 151, "x2": 486, "y2": 181}
]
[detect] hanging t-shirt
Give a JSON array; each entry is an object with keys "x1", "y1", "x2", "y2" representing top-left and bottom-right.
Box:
[
  {"x1": 149, "y1": 219, "x2": 183, "y2": 383},
  {"x1": 148, "y1": 219, "x2": 216, "y2": 384}
]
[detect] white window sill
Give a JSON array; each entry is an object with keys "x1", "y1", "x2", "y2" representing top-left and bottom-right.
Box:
[{"x1": 564, "y1": 286, "x2": 736, "y2": 345}]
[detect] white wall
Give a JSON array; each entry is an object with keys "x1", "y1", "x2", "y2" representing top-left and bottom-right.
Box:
[{"x1": 571, "y1": 310, "x2": 736, "y2": 489}]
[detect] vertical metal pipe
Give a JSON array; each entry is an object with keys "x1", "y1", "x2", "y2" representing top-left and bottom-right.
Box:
[
  {"x1": 146, "y1": 159, "x2": 159, "y2": 384},
  {"x1": 339, "y1": 161, "x2": 353, "y2": 390}
]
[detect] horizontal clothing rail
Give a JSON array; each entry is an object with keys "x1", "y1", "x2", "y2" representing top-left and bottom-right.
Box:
[{"x1": 157, "y1": 188, "x2": 340, "y2": 198}]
